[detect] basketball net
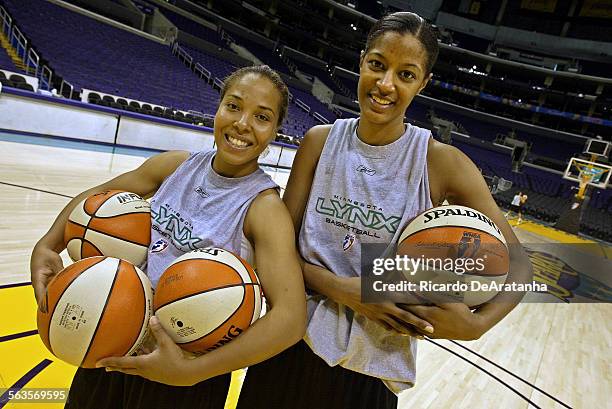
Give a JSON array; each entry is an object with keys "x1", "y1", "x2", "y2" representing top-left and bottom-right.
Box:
[{"x1": 576, "y1": 166, "x2": 602, "y2": 199}]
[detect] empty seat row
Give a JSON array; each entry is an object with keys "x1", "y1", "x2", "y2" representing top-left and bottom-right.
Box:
[
  {"x1": 87, "y1": 92, "x2": 204, "y2": 125},
  {"x1": 0, "y1": 71, "x2": 35, "y2": 91}
]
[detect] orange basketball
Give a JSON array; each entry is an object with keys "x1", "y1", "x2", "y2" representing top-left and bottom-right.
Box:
[
  {"x1": 37, "y1": 257, "x2": 153, "y2": 368},
  {"x1": 154, "y1": 248, "x2": 263, "y2": 354},
  {"x1": 64, "y1": 190, "x2": 151, "y2": 265},
  {"x1": 397, "y1": 205, "x2": 509, "y2": 306}
]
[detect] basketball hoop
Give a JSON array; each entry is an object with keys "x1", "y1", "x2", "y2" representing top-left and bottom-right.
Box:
[
  {"x1": 576, "y1": 167, "x2": 603, "y2": 199},
  {"x1": 579, "y1": 170, "x2": 595, "y2": 188},
  {"x1": 497, "y1": 178, "x2": 513, "y2": 192}
]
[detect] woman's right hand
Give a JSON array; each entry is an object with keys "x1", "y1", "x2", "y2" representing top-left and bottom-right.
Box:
[
  {"x1": 333, "y1": 276, "x2": 434, "y2": 337},
  {"x1": 30, "y1": 244, "x2": 64, "y2": 307}
]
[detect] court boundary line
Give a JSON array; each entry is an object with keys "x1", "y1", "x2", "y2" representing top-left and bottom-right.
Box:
[
  {"x1": 448, "y1": 338, "x2": 572, "y2": 408},
  {"x1": 0, "y1": 359, "x2": 53, "y2": 408},
  {"x1": 0, "y1": 330, "x2": 38, "y2": 343},
  {"x1": 426, "y1": 338, "x2": 544, "y2": 408},
  {"x1": 0, "y1": 281, "x2": 31, "y2": 289},
  {"x1": 0, "y1": 182, "x2": 74, "y2": 198}
]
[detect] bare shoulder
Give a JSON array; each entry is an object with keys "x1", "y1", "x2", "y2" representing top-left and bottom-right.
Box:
[
  {"x1": 427, "y1": 138, "x2": 468, "y2": 171},
  {"x1": 149, "y1": 150, "x2": 190, "y2": 169},
  {"x1": 427, "y1": 138, "x2": 480, "y2": 204},
  {"x1": 245, "y1": 189, "x2": 291, "y2": 239},
  {"x1": 250, "y1": 188, "x2": 284, "y2": 212},
  {"x1": 139, "y1": 150, "x2": 190, "y2": 185}
]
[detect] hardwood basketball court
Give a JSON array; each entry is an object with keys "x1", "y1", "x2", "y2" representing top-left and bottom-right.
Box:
[{"x1": 0, "y1": 132, "x2": 609, "y2": 409}]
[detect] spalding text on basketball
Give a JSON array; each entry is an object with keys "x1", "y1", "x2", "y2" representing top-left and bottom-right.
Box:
[
  {"x1": 205, "y1": 325, "x2": 243, "y2": 353},
  {"x1": 422, "y1": 208, "x2": 501, "y2": 235}
]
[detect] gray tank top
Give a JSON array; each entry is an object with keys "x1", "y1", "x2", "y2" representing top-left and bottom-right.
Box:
[
  {"x1": 299, "y1": 117, "x2": 433, "y2": 394},
  {"x1": 145, "y1": 150, "x2": 278, "y2": 287}
]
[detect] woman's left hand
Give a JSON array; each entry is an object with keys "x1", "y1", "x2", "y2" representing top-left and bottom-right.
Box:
[
  {"x1": 400, "y1": 303, "x2": 485, "y2": 341},
  {"x1": 96, "y1": 316, "x2": 199, "y2": 386}
]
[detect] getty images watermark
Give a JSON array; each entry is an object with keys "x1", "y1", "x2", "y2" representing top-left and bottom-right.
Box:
[
  {"x1": 370, "y1": 253, "x2": 547, "y2": 294},
  {"x1": 358, "y1": 243, "x2": 570, "y2": 304}
]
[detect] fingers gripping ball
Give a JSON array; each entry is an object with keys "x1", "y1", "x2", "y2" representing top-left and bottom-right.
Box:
[
  {"x1": 154, "y1": 248, "x2": 263, "y2": 354},
  {"x1": 398, "y1": 205, "x2": 509, "y2": 307},
  {"x1": 37, "y1": 257, "x2": 153, "y2": 368},
  {"x1": 64, "y1": 190, "x2": 151, "y2": 265}
]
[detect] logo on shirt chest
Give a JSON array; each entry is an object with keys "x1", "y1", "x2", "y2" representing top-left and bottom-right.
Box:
[
  {"x1": 356, "y1": 165, "x2": 376, "y2": 176},
  {"x1": 343, "y1": 234, "x2": 356, "y2": 251},
  {"x1": 194, "y1": 186, "x2": 209, "y2": 198},
  {"x1": 151, "y1": 238, "x2": 169, "y2": 253}
]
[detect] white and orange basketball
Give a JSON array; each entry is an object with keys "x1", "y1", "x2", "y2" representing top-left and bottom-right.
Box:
[
  {"x1": 64, "y1": 190, "x2": 151, "y2": 265},
  {"x1": 154, "y1": 248, "x2": 263, "y2": 354},
  {"x1": 398, "y1": 205, "x2": 509, "y2": 307},
  {"x1": 37, "y1": 257, "x2": 153, "y2": 368}
]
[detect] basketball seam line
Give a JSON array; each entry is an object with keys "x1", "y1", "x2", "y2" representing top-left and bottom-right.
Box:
[
  {"x1": 83, "y1": 211, "x2": 151, "y2": 219},
  {"x1": 169, "y1": 255, "x2": 254, "y2": 285},
  {"x1": 67, "y1": 220, "x2": 150, "y2": 248},
  {"x1": 80, "y1": 258, "x2": 120, "y2": 367},
  {"x1": 154, "y1": 283, "x2": 260, "y2": 312},
  {"x1": 77, "y1": 237, "x2": 104, "y2": 259},
  {"x1": 176, "y1": 282, "x2": 250, "y2": 348},
  {"x1": 402, "y1": 225, "x2": 507, "y2": 247},
  {"x1": 84, "y1": 191, "x2": 121, "y2": 217},
  {"x1": 45, "y1": 257, "x2": 106, "y2": 358},
  {"x1": 234, "y1": 253, "x2": 262, "y2": 325},
  {"x1": 123, "y1": 263, "x2": 148, "y2": 358}
]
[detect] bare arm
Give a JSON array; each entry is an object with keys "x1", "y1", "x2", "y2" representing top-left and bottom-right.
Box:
[
  {"x1": 283, "y1": 126, "x2": 433, "y2": 335},
  {"x1": 442, "y1": 144, "x2": 533, "y2": 330},
  {"x1": 404, "y1": 141, "x2": 533, "y2": 340},
  {"x1": 184, "y1": 190, "x2": 307, "y2": 381},
  {"x1": 31, "y1": 150, "x2": 189, "y2": 302},
  {"x1": 97, "y1": 190, "x2": 308, "y2": 385}
]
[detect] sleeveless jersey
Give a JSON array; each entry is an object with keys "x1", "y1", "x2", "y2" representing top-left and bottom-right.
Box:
[
  {"x1": 299, "y1": 117, "x2": 433, "y2": 393},
  {"x1": 144, "y1": 150, "x2": 278, "y2": 287}
]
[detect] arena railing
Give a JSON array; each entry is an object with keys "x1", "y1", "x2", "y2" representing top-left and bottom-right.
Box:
[
  {"x1": 40, "y1": 65, "x2": 53, "y2": 91},
  {"x1": 295, "y1": 98, "x2": 310, "y2": 113},
  {"x1": 0, "y1": 6, "x2": 11, "y2": 37},
  {"x1": 60, "y1": 79, "x2": 74, "y2": 99},
  {"x1": 313, "y1": 112, "x2": 329, "y2": 124},
  {"x1": 25, "y1": 48, "x2": 39, "y2": 76},
  {"x1": 194, "y1": 62, "x2": 211, "y2": 82},
  {"x1": 9, "y1": 24, "x2": 27, "y2": 61}
]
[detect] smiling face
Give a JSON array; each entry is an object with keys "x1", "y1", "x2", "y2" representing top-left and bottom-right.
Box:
[
  {"x1": 213, "y1": 73, "x2": 281, "y2": 177},
  {"x1": 358, "y1": 31, "x2": 432, "y2": 141}
]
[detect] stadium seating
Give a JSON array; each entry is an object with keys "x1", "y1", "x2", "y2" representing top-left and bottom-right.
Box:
[
  {"x1": 0, "y1": 46, "x2": 17, "y2": 72},
  {"x1": 160, "y1": 8, "x2": 226, "y2": 48},
  {"x1": 1, "y1": 0, "x2": 219, "y2": 113}
]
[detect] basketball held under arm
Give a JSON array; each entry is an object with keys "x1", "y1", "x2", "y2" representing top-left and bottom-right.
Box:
[
  {"x1": 283, "y1": 126, "x2": 433, "y2": 336},
  {"x1": 30, "y1": 150, "x2": 189, "y2": 303},
  {"x1": 444, "y1": 151, "x2": 532, "y2": 333},
  {"x1": 173, "y1": 190, "x2": 307, "y2": 383},
  {"x1": 405, "y1": 143, "x2": 533, "y2": 340}
]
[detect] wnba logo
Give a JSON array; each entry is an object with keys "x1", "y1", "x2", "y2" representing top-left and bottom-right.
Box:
[{"x1": 343, "y1": 234, "x2": 356, "y2": 251}]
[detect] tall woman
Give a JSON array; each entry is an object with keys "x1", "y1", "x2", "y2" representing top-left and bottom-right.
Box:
[
  {"x1": 238, "y1": 12, "x2": 532, "y2": 409},
  {"x1": 30, "y1": 65, "x2": 307, "y2": 409}
]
